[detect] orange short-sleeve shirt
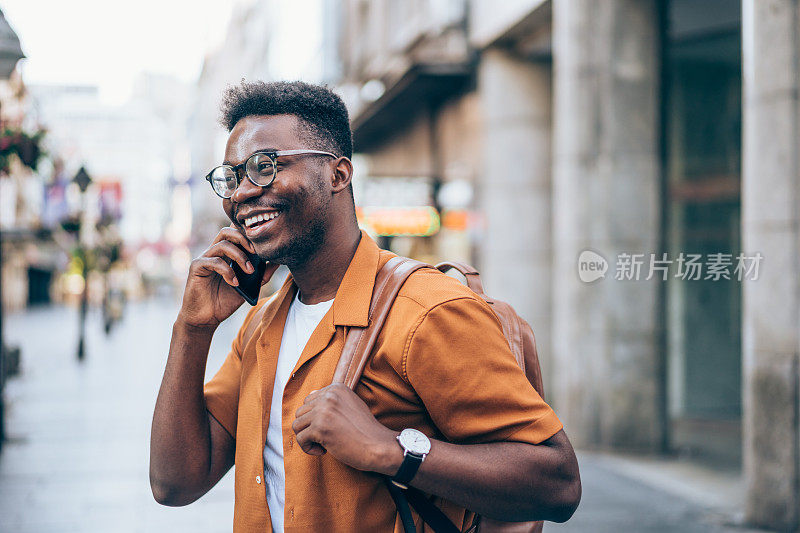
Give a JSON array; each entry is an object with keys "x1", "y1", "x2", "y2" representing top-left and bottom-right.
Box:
[{"x1": 203, "y1": 232, "x2": 563, "y2": 532}]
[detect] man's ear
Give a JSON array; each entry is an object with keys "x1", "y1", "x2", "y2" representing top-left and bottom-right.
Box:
[{"x1": 330, "y1": 157, "x2": 354, "y2": 194}]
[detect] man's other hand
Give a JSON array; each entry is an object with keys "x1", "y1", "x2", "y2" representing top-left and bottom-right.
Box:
[{"x1": 292, "y1": 384, "x2": 401, "y2": 475}]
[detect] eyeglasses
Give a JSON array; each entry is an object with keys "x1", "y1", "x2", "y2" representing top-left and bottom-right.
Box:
[{"x1": 205, "y1": 149, "x2": 338, "y2": 199}]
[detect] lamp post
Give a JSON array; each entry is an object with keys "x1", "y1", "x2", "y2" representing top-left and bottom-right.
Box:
[{"x1": 73, "y1": 166, "x2": 92, "y2": 361}]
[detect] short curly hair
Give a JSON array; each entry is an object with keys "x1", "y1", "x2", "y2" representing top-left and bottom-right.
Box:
[{"x1": 219, "y1": 80, "x2": 353, "y2": 159}]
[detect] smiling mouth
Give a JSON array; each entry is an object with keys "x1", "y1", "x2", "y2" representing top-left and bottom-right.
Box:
[
  {"x1": 240, "y1": 210, "x2": 285, "y2": 238},
  {"x1": 243, "y1": 211, "x2": 281, "y2": 229}
]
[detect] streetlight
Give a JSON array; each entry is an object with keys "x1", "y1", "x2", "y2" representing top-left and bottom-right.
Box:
[{"x1": 73, "y1": 166, "x2": 92, "y2": 361}]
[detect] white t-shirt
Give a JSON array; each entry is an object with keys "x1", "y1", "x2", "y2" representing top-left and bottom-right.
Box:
[{"x1": 263, "y1": 291, "x2": 333, "y2": 532}]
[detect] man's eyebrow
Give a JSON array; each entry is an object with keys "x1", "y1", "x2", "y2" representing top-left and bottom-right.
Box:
[{"x1": 223, "y1": 148, "x2": 279, "y2": 166}]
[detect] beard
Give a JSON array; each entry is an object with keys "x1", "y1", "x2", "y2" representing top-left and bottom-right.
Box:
[
  {"x1": 258, "y1": 181, "x2": 330, "y2": 268},
  {"x1": 267, "y1": 213, "x2": 326, "y2": 268}
]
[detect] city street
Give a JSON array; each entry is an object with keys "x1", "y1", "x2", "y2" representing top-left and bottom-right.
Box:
[
  {"x1": 0, "y1": 297, "x2": 241, "y2": 532},
  {"x1": 0, "y1": 298, "x2": 764, "y2": 532}
]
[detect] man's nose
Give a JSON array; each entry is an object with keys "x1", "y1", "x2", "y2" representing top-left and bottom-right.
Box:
[{"x1": 230, "y1": 173, "x2": 264, "y2": 204}]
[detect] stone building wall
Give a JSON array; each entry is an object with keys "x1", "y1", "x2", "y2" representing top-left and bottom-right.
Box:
[{"x1": 741, "y1": 0, "x2": 800, "y2": 529}]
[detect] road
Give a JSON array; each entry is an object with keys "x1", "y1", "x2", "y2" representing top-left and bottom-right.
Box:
[{"x1": 0, "y1": 298, "x2": 764, "y2": 532}]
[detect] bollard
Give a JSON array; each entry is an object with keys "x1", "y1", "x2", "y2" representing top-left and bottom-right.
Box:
[
  {"x1": 0, "y1": 344, "x2": 21, "y2": 452},
  {"x1": 4, "y1": 345, "x2": 19, "y2": 377},
  {"x1": 0, "y1": 343, "x2": 5, "y2": 449}
]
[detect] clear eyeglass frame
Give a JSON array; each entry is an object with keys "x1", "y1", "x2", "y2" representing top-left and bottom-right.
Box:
[{"x1": 205, "y1": 149, "x2": 338, "y2": 199}]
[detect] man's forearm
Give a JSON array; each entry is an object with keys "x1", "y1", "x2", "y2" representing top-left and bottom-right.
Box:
[
  {"x1": 149, "y1": 318, "x2": 217, "y2": 504},
  {"x1": 293, "y1": 385, "x2": 582, "y2": 523},
  {"x1": 373, "y1": 430, "x2": 581, "y2": 523}
]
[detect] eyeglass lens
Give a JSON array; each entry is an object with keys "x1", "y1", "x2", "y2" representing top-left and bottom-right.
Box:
[{"x1": 209, "y1": 153, "x2": 276, "y2": 198}]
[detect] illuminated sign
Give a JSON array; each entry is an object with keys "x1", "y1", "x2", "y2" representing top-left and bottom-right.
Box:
[{"x1": 357, "y1": 206, "x2": 440, "y2": 237}]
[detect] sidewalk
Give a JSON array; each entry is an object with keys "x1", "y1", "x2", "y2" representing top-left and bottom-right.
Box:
[
  {"x1": 548, "y1": 452, "x2": 764, "y2": 533},
  {"x1": 0, "y1": 298, "x2": 770, "y2": 532},
  {"x1": 0, "y1": 298, "x2": 241, "y2": 532}
]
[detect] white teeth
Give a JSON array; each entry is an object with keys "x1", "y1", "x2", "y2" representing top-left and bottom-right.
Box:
[{"x1": 244, "y1": 212, "x2": 280, "y2": 228}]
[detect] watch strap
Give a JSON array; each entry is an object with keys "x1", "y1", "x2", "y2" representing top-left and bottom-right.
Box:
[{"x1": 391, "y1": 452, "x2": 423, "y2": 488}]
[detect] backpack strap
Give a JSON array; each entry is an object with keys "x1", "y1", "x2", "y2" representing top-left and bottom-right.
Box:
[
  {"x1": 333, "y1": 256, "x2": 467, "y2": 533},
  {"x1": 332, "y1": 256, "x2": 429, "y2": 389},
  {"x1": 436, "y1": 261, "x2": 486, "y2": 297}
]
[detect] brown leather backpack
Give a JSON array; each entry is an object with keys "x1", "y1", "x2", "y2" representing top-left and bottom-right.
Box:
[{"x1": 333, "y1": 256, "x2": 547, "y2": 533}]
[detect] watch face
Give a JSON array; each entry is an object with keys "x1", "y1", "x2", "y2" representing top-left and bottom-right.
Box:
[{"x1": 398, "y1": 428, "x2": 431, "y2": 455}]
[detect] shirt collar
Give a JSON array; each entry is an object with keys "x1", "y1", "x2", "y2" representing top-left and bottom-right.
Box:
[
  {"x1": 266, "y1": 229, "x2": 381, "y2": 329},
  {"x1": 331, "y1": 230, "x2": 380, "y2": 327}
]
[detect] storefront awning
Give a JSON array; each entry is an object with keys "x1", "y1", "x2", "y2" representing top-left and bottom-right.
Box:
[{"x1": 351, "y1": 62, "x2": 474, "y2": 152}]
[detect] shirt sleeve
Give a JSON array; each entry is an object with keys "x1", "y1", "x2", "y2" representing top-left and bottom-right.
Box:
[
  {"x1": 403, "y1": 297, "x2": 563, "y2": 445},
  {"x1": 203, "y1": 301, "x2": 266, "y2": 438}
]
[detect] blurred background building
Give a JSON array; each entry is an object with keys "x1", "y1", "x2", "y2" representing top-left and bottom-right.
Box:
[
  {"x1": 29, "y1": 76, "x2": 193, "y2": 299},
  {"x1": 325, "y1": 1, "x2": 796, "y2": 530},
  {"x1": 0, "y1": 0, "x2": 798, "y2": 531}
]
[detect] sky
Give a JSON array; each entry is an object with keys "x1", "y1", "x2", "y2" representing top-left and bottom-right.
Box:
[{"x1": 1, "y1": 0, "x2": 245, "y2": 103}]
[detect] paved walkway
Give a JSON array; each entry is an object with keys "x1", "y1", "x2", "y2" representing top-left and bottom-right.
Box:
[
  {"x1": 0, "y1": 298, "x2": 767, "y2": 532},
  {"x1": 548, "y1": 453, "x2": 762, "y2": 533},
  {"x1": 0, "y1": 298, "x2": 242, "y2": 532}
]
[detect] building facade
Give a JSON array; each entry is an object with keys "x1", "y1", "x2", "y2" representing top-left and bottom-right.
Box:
[{"x1": 334, "y1": 0, "x2": 799, "y2": 529}]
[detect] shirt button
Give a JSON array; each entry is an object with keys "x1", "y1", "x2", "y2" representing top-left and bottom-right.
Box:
[
  {"x1": 255, "y1": 475, "x2": 262, "y2": 484},
  {"x1": 291, "y1": 372, "x2": 295, "y2": 378},
  {"x1": 288, "y1": 436, "x2": 293, "y2": 449}
]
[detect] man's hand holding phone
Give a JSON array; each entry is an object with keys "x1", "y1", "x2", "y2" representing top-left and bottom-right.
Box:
[{"x1": 177, "y1": 225, "x2": 279, "y2": 330}]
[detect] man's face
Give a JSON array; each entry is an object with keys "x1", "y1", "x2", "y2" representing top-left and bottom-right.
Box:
[{"x1": 222, "y1": 114, "x2": 332, "y2": 266}]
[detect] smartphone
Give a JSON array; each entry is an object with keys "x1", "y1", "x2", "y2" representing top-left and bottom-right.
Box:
[{"x1": 228, "y1": 246, "x2": 268, "y2": 306}]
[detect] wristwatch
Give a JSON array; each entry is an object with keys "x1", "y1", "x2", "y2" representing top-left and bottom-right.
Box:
[{"x1": 391, "y1": 428, "x2": 431, "y2": 489}]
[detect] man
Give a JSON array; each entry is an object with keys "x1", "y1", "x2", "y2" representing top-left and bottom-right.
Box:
[{"x1": 150, "y1": 80, "x2": 580, "y2": 532}]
